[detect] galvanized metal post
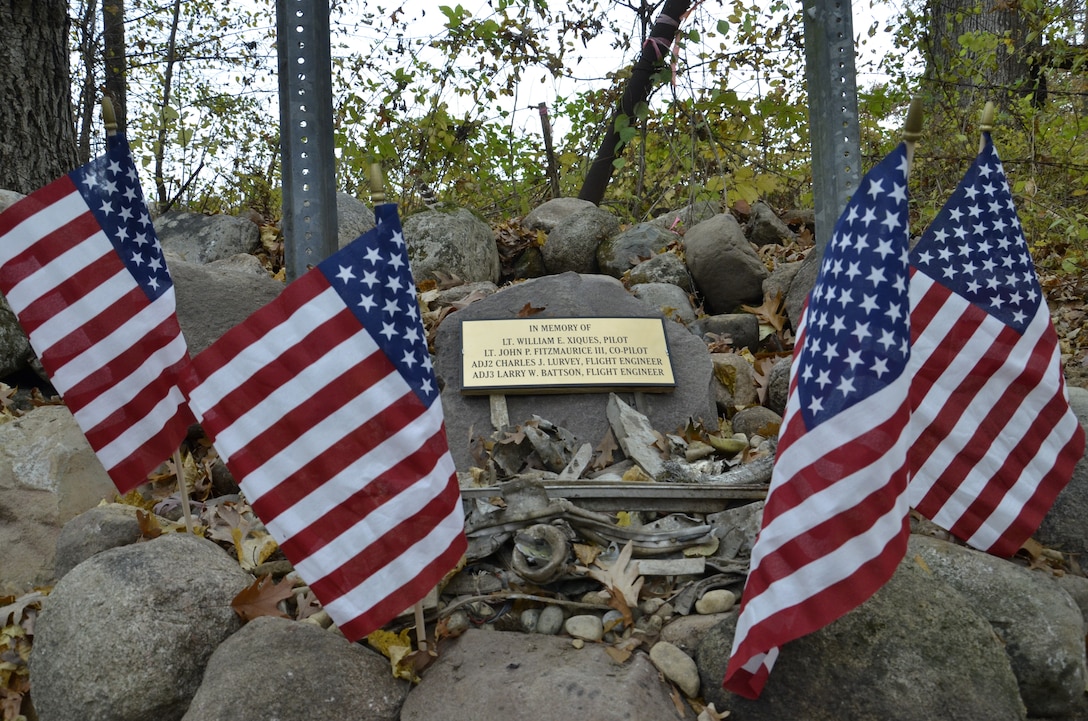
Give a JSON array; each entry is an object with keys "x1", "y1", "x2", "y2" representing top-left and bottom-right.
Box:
[
  {"x1": 803, "y1": 0, "x2": 862, "y2": 253},
  {"x1": 277, "y1": 0, "x2": 339, "y2": 281}
]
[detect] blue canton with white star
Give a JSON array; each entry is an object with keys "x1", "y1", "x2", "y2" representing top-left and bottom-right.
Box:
[
  {"x1": 910, "y1": 132, "x2": 1040, "y2": 334},
  {"x1": 318, "y1": 204, "x2": 437, "y2": 406},
  {"x1": 798, "y1": 143, "x2": 912, "y2": 429},
  {"x1": 71, "y1": 135, "x2": 172, "y2": 301}
]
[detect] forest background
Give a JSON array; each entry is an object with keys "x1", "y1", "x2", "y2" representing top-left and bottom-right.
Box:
[{"x1": 2, "y1": 0, "x2": 1088, "y2": 278}]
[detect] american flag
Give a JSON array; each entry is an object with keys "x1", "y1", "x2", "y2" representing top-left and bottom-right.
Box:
[
  {"x1": 181, "y1": 203, "x2": 466, "y2": 640},
  {"x1": 723, "y1": 144, "x2": 914, "y2": 699},
  {"x1": 906, "y1": 132, "x2": 1085, "y2": 557},
  {"x1": 0, "y1": 135, "x2": 195, "y2": 493}
]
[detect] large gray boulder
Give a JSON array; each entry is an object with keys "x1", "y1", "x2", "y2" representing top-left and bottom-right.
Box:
[
  {"x1": 399, "y1": 629, "x2": 695, "y2": 721},
  {"x1": 541, "y1": 206, "x2": 620, "y2": 274},
  {"x1": 0, "y1": 405, "x2": 116, "y2": 594},
  {"x1": 683, "y1": 213, "x2": 767, "y2": 314},
  {"x1": 521, "y1": 197, "x2": 596, "y2": 232},
  {"x1": 696, "y1": 556, "x2": 1027, "y2": 720},
  {"x1": 336, "y1": 192, "x2": 376, "y2": 248},
  {"x1": 183, "y1": 616, "x2": 408, "y2": 721},
  {"x1": 746, "y1": 201, "x2": 795, "y2": 247},
  {"x1": 597, "y1": 222, "x2": 677, "y2": 278},
  {"x1": 909, "y1": 535, "x2": 1088, "y2": 718},
  {"x1": 30, "y1": 533, "x2": 252, "y2": 721},
  {"x1": 52, "y1": 503, "x2": 143, "y2": 580},
  {"x1": 171, "y1": 255, "x2": 284, "y2": 355},
  {"x1": 155, "y1": 211, "x2": 261, "y2": 264},
  {"x1": 403, "y1": 207, "x2": 500, "y2": 284},
  {"x1": 434, "y1": 272, "x2": 716, "y2": 472}
]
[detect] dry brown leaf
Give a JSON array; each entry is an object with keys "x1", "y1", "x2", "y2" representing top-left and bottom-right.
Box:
[
  {"x1": 135, "y1": 510, "x2": 162, "y2": 539},
  {"x1": 741, "y1": 291, "x2": 788, "y2": 333},
  {"x1": 517, "y1": 302, "x2": 546, "y2": 317},
  {"x1": 582, "y1": 540, "x2": 644, "y2": 608},
  {"x1": 231, "y1": 575, "x2": 295, "y2": 622},
  {"x1": 604, "y1": 645, "x2": 632, "y2": 664},
  {"x1": 592, "y1": 428, "x2": 619, "y2": 469}
]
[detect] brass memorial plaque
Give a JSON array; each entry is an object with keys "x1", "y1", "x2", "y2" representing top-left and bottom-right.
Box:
[{"x1": 461, "y1": 317, "x2": 676, "y2": 395}]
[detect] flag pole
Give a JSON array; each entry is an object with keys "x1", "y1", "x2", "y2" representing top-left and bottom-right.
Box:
[
  {"x1": 979, "y1": 101, "x2": 996, "y2": 152},
  {"x1": 369, "y1": 160, "x2": 428, "y2": 652},
  {"x1": 103, "y1": 96, "x2": 196, "y2": 534},
  {"x1": 902, "y1": 96, "x2": 924, "y2": 175}
]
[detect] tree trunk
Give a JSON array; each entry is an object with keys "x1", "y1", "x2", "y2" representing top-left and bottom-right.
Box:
[
  {"x1": 74, "y1": 0, "x2": 101, "y2": 164},
  {"x1": 0, "y1": 0, "x2": 78, "y2": 192},
  {"x1": 578, "y1": 0, "x2": 692, "y2": 205},
  {"x1": 923, "y1": 0, "x2": 1043, "y2": 108},
  {"x1": 103, "y1": 0, "x2": 127, "y2": 133}
]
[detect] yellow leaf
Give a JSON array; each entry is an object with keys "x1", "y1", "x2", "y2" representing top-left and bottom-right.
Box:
[{"x1": 233, "y1": 529, "x2": 279, "y2": 571}]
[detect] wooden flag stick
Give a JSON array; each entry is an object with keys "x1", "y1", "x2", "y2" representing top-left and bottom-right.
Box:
[
  {"x1": 173, "y1": 447, "x2": 195, "y2": 534},
  {"x1": 414, "y1": 601, "x2": 428, "y2": 653},
  {"x1": 979, "y1": 101, "x2": 996, "y2": 152}
]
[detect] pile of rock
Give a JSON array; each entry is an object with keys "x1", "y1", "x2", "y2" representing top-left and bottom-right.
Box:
[{"x1": 5, "y1": 191, "x2": 1088, "y2": 720}]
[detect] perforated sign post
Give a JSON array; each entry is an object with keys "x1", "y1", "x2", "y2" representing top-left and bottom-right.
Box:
[
  {"x1": 804, "y1": 0, "x2": 862, "y2": 253},
  {"x1": 274, "y1": 0, "x2": 858, "y2": 265},
  {"x1": 277, "y1": 0, "x2": 339, "y2": 281}
]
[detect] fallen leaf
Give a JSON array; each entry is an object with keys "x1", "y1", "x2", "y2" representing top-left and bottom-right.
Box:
[
  {"x1": 231, "y1": 575, "x2": 294, "y2": 622},
  {"x1": 581, "y1": 540, "x2": 644, "y2": 608},
  {"x1": 591, "y1": 428, "x2": 619, "y2": 470},
  {"x1": 604, "y1": 645, "x2": 632, "y2": 664},
  {"x1": 517, "y1": 302, "x2": 546, "y2": 317},
  {"x1": 573, "y1": 543, "x2": 602, "y2": 566},
  {"x1": 136, "y1": 510, "x2": 162, "y2": 539},
  {"x1": 741, "y1": 291, "x2": 788, "y2": 334}
]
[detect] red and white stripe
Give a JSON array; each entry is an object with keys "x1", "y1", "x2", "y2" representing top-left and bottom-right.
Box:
[
  {"x1": 182, "y1": 270, "x2": 465, "y2": 640},
  {"x1": 906, "y1": 269, "x2": 1084, "y2": 556},
  {"x1": 0, "y1": 177, "x2": 192, "y2": 491},
  {"x1": 723, "y1": 317, "x2": 913, "y2": 699}
]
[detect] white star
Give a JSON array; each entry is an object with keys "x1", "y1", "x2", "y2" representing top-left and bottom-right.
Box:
[
  {"x1": 844, "y1": 349, "x2": 864, "y2": 369},
  {"x1": 363, "y1": 247, "x2": 382, "y2": 264},
  {"x1": 867, "y1": 177, "x2": 885, "y2": 199},
  {"x1": 380, "y1": 321, "x2": 397, "y2": 340},
  {"x1": 808, "y1": 395, "x2": 825, "y2": 414},
  {"x1": 335, "y1": 265, "x2": 356, "y2": 283},
  {"x1": 361, "y1": 270, "x2": 379, "y2": 287},
  {"x1": 837, "y1": 376, "x2": 856, "y2": 395},
  {"x1": 852, "y1": 321, "x2": 871, "y2": 342},
  {"x1": 383, "y1": 298, "x2": 400, "y2": 315},
  {"x1": 402, "y1": 350, "x2": 417, "y2": 368},
  {"x1": 421, "y1": 377, "x2": 434, "y2": 394},
  {"x1": 881, "y1": 209, "x2": 901, "y2": 231},
  {"x1": 871, "y1": 356, "x2": 889, "y2": 378},
  {"x1": 359, "y1": 294, "x2": 377, "y2": 312}
]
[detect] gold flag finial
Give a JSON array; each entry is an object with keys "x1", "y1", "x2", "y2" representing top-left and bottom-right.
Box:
[
  {"x1": 903, "y1": 97, "x2": 924, "y2": 174},
  {"x1": 102, "y1": 96, "x2": 118, "y2": 137},
  {"x1": 369, "y1": 163, "x2": 386, "y2": 205},
  {"x1": 979, "y1": 101, "x2": 996, "y2": 152}
]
